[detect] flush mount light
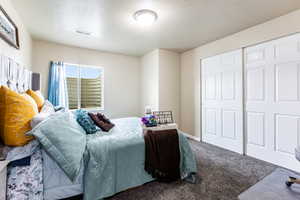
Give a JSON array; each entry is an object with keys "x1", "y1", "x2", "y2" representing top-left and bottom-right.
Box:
[{"x1": 133, "y1": 9, "x2": 158, "y2": 26}]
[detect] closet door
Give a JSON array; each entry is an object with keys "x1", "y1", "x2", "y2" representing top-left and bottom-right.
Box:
[
  {"x1": 201, "y1": 49, "x2": 243, "y2": 154},
  {"x1": 245, "y1": 33, "x2": 300, "y2": 172}
]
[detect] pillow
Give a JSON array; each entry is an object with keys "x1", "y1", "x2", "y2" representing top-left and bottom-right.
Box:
[
  {"x1": 97, "y1": 113, "x2": 112, "y2": 124},
  {"x1": 27, "y1": 111, "x2": 86, "y2": 181},
  {"x1": 30, "y1": 112, "x2": 52, "y2": 129},
  {"x1": 26, "y1": 90, "x2": 45, "y2": 111},
  {"x1": 54, "y1": 106, "x2": 66, "y2": 112},
  {"x1": 75, "y1": 109, "x2": 100, "y2": 134},
  {"x1": 31, "y1": 101, "x2": 56, "y2": 129},
  {"x1": 20, "y1": 93, "x2": 39, "y2": 113},
  {"x1": 0, "y1": 86, "x2": 37, "y2": 146},
  {"x1": 89, "y1": 113, "x2": 115, "y2": 132},
  {"x1": 40, "y1": 100, "x2": 55, "y2": 114}
]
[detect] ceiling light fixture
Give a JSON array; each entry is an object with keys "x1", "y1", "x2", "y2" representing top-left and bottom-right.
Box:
[{"x1": 133, "y1": 9, "x2": 158, "y2": 26}]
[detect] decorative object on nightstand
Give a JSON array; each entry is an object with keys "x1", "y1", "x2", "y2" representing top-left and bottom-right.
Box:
[
  {"x1": 141, "y1": 114, "x2": 157, "y2": 127},
  {"x1": 141, "y1": 110, "x2": 175, "y2": 128},
  {"x1": 144, "y1": 105, "x2": 152, "y2": 115},
  {"x1": 153, "y1": 111, "x2": 173, "y2": 124},
  {"x1": 0, "y1": 160, "x2": 9, "y2": 200}
]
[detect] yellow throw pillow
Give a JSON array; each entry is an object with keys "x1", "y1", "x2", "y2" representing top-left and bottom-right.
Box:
[
  {"x1": 0, "y1": 86, "x2": 37, "y2": 146},
  {"x1": 26, "y1": 90, "x2": 45, "y2": 111},
  {"x1": 20, "y1": 94, "x2": 39, "y2": 114}
]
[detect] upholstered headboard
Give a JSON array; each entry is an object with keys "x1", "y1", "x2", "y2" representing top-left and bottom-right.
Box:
[{"x1": 0, "y1": 55, "x2": 40, "y2": 92}]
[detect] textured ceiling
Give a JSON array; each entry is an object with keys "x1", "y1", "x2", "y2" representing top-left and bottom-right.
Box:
[{"x1": 11, "y1": 0, "x2": 300, "y2": 56}]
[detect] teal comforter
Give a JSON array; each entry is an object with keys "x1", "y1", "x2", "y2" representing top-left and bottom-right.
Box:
[{"x1": 29, "y1": 111, "x2": 197, "y2": 200}]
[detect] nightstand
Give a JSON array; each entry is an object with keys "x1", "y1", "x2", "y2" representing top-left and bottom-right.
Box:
[
  {"x1": 142, "y1": 123, "x2": 178, "y2": 131},
  {"x1": 0, "y1": 160, "x2": 9, "y2": 200}
]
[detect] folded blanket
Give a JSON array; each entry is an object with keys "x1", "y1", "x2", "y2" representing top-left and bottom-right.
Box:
[{"x1": 144, "y1": 129, "x2": 181, "y2": 182}]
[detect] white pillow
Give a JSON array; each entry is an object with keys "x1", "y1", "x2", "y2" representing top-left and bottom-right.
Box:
[
  {"x1": 31, "y1": 100, "x2": 55, "y2": 128},
  {"x1": 40, "y1": 100, "x2": 55, "y2": 114},
  {"x1": 30, "y1": 112, "x2": 52, "y2": 129}
]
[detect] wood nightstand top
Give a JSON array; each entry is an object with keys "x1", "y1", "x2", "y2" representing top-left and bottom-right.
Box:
[{"x1": 142, "y1": 123, "x2": 178, "y2": 131}]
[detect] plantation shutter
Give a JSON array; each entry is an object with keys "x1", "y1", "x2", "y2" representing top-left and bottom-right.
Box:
[
  {"x1": 80, "y1": 77, "x2": 102, "y2": 108},
  {"x1": 67, "y1": 77, "x2": 79, "y2": 109},
  {"x1": 66, "y1": 64, "x2": 103, "y2": 109}
]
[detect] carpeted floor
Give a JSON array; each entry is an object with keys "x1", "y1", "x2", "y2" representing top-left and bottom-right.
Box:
[{"x1": 66, "y1": 140, "x2": 277, "y2": 200}]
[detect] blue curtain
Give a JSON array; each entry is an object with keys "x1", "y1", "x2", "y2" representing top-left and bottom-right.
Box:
[{"x1": 48, "y1": 61, "x2": 69, "y2": 108}]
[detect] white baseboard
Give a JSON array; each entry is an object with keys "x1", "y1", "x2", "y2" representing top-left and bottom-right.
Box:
[{"x1": 180, "y1": 131, "x2": 201, "y2": 142}]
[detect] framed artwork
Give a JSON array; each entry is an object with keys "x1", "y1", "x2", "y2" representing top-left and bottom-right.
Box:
[{"x1": 0, "y1": 6, "x2": 19, "y2": 49}]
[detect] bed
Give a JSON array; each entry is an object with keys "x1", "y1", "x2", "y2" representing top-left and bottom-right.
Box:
[{"x1": 1, "y1": 55, "x2": 197, "y2": 200}]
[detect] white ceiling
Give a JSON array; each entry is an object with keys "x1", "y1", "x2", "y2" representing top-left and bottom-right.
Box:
[{"x1": 11, "y1": 0, "x2": 300, "y2": 56}]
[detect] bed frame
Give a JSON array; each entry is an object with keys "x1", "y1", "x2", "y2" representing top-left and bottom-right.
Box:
[{"x1": 0, "y1": 55, "x2": 40, "y2": 92}]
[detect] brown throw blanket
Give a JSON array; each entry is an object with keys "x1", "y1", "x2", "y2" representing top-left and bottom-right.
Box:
[{"x1": 144, "y1": 129, "x2": 180, "y2": 182}]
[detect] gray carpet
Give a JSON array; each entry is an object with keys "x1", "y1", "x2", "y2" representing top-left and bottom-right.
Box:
[{"x1": 66, "y1": 140, "x2": 277, "y2": 200}]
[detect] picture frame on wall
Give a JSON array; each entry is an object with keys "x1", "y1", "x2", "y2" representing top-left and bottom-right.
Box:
[{"x1": 0, "y1": 6, "x2": 19, "y2": 49}]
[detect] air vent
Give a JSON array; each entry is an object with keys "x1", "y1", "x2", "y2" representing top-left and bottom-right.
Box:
[{"x1": 76, "y1": 30, "x2": 92, "y2": 36}]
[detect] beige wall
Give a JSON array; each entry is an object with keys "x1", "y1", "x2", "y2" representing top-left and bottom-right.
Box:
[
  {"x1": 32, "y1": 40, "x2": 140, "y2": 118},
  {"x1": 140, "y1": 49, "x2": 180, "y2": 125},
  {"x1": 180, "y1": 50, "x2": 197, "y2": 135},
  {"x1": 159, "y1": 49, "x2": 180, "y2": 124},
  {"x1": 0, "y1": 0, "x2": 32, "y2": 68},
  {"x1": 181, "y1": 8, "x2": 300, "y2": 138},
  {"x1": 140, "y1": 50, "x2": 159, "y2": 114}
]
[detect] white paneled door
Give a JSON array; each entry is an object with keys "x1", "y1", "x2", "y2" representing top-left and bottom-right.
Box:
[
  {"x1": 201, "y1": 50, "x2": 244, "y2": 154},
  {"x1": 245, "y1": 33, "x2": 300, "y2": 172}
]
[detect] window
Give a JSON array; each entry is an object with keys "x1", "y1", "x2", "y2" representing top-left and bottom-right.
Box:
[{"x1": 65, "y1": 63, "x2": 104, "y2": 110}]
